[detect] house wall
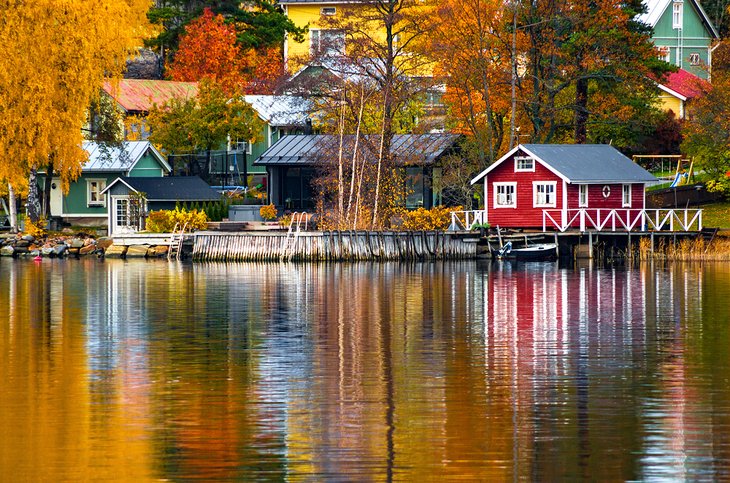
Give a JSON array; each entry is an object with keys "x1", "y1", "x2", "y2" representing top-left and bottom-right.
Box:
[
  {"x1": 657, "y1": 92, "x2": 684, "y2": 119},
  {"x1": 653, "y1": 1, "x2": 714, "y2": 79},
  {"x1": 41, "y1": 173, "x2": 120, "y2": 217},
  {"x1": 284, "y1": 4, "x2": 352, "y2": 68},
  {"x1": 129, "y1": 153, "x2": 165, "y2": 177},
  {"x1": 484, "y1": 159, "x2": 565, "y2": 228}
]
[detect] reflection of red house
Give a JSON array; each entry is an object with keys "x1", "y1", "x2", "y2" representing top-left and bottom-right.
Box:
[{"x1": 470, "y1": 144, "x2": 657, "y2": 229}]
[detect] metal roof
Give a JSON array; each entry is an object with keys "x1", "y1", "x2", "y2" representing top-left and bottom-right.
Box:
[
  {"x1": 471, "y1": 144, "x2": 657, "y2": 185},
  {"x1": 254, "y1": 134, "x2": 460, "y2": 166},
  {"x1": 637, "y1": 0, "x2": 719, "y2": 38},
  {"x1": 103, "y1": 176, "x2": 220, "y2": 201},
  {"x1": 102, "y1": 79, "x2": 198, "y2": 113},
  {"x1": 244, "y1": 95, "x2": 313, "y2": 127},
  {"x1": 82, "y1": 141, "x2": 171, "y2": 174}
]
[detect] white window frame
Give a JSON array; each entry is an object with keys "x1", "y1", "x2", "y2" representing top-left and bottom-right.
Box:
[
  {"x1": 659, "y1": 47, "x2": 671, "y2": 63},
  {"x1": 493, "y1": 182, "x2": 517, "y2": 208},
  {"x1": 87, "y1": 179, "x2": 106, "y2": 207},
  {"x1": 673, "y1": 1, "x2": 683, "y2": 29},
  {"x1": 533, "y1": 181, "x2": 557, "y2": 208},
  {"x1": 310, "y1": 29, "x2": 345, "y2": 57},
  {"x1": 689, "y1": 53, "x2": 701, "y2": 66},
  {"x1": 622, "y1": 184, "x2": 632, "y2": 207},
  {"x1": 320, "y1": 6, "x2": 336, "y2": 15},
  {"x1": 578, "y1": 184, "x2": 589, "y2": 208},
  {"x1": 514, "y1": 156, "x2": 534, "y2": 172}
]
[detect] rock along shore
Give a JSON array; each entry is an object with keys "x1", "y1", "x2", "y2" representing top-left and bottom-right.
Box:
[{"x1": 0, "y1": 233, "x2": 171, "y2": 260}]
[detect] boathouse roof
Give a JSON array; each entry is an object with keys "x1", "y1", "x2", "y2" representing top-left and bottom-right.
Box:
[
  {"x1": 255, "y1": 133, "x2": 461, "y2": 166},
  {"x1": 471, "y1": 144, "x2": 657, "y2": 185},
  {"x1": 101, "y1": 176, "x2": 220, "y2": 201}
]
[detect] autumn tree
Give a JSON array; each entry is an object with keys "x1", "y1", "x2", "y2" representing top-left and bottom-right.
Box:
[
  {"x1": 148, "y1": 80, "x2": 264, "y2": 181},
  {"x1": 682, "y1": 42, "x2": 730, "y2": 196},
  {"x1": 0, "y1": 0, "x2": 151, "y2": 228}
]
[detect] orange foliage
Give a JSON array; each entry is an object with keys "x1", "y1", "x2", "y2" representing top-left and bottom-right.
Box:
[{"x1": 168, "y1": 8, "x2": 284, "y2": 95}]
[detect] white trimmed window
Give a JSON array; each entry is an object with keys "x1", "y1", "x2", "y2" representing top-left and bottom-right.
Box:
[
  {"x1": 622, "y1": 184, "x2": 632, "y2": 207},
  {"x1": 673, "y1": 1, "x2": 683, "y2": 29},
  {"x1": 579, "y1": 184, "x2": 588, "y2": 208},
  {"x1": 689, "y1": 53, "x2": 701, "y2": 66},
  {"x1": 321, "y1": 6, "x2": 336, "y2": 15},
  {"x1": 494, "y1": 182, "x2": 517, "y2": 208},
  {"x1": 514, "y1": 156, "x2": 534, "y2": 172},
  {"x1": 533, "y1": 181, "x2": 557, "y2": 208},
  {"x1": 87, "y1": 179, "x2": 106, "y2": 207},
  {"x1": 310, "y1": 29, "x2": 345, "y2": 57}
]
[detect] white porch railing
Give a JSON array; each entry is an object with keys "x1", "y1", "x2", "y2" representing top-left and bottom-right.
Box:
[
  {"x1": 542, "y1": 209, "x2": 703, "y2": 232},
  {"x1": 449, "y1": 210, "x2": 488, "y2": 231}
]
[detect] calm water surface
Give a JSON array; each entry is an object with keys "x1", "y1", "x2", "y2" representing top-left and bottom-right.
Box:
[{"x1": 1, "y1": 258, "x2": 730, "y2": 481}]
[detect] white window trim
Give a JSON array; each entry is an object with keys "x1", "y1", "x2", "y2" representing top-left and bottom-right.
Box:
[
  {"x1": 514, "y1": 156, "x2": 535, "y2": 172},
  {"x1": 533, "y1": 181, "x2": 557, "y2": 208},
  {"x1": 622, "y1": 184, "x2": 632, "y2": 207},
  {"x1": 578, "y1": 184, "x2": 589, "y2": 208},
  {"x1": 673, "y1": 1, "x2": 683, "y2": 29},
  {"x1": 310, "y1": 29, "x2": 345, "y2": 57},
  {"x1": 321, "y1": 6, "x2": 336, "y2": 15},
  {"x1": 493, "y1": 182, "x2": 517, "y2": 208},
  {"x1": 87, "y1": 178, "x2": 107, "y2": 207},
  {"x1": 689, "y1": 53, "x2": 701, "y2": 66}
]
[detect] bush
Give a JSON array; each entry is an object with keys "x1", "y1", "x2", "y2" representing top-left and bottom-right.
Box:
[
  {"x1": 25, "y1": 216, "x2": 47, "y2": 238},
  {"x1": 146, "y1": 208, "x2": 208, "y2": 233},
  {"x1": 260, "y1": 203, "x2": 277, "y2": 221},
  {"x1": 400, "y1": 206, "x2": 462, "y2": 231}
]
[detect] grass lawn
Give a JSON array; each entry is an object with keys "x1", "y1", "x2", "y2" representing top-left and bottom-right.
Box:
[{"x1": 701, "y1": 201, "x2": 730, "y2": 228}]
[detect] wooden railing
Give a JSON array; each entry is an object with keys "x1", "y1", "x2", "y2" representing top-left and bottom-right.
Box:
[
  {"x1": 448, "y1": 209, "x2": 703, "y2": 232},
  {"x1": 449, "y1": 210, "x2": 488, "y2": 231},
  {"x1": 542, "y1": 209, "x2": 703, "y2": 232}
]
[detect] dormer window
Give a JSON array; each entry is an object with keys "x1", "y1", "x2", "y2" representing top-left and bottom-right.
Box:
[
  {"x1": 321, "y1": 7, "x2": 336, "y2": 15},
  {"x1": 673, "y1": 1, "x2": 683, "y2": 29},
  {"x1": 515, "y1": 156, "x2": 534, "y2": 172}
]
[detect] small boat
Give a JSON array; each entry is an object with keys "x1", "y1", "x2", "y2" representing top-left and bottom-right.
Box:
[{"x1": 492, "y1": 241, "x2": 558, "y2": 261}]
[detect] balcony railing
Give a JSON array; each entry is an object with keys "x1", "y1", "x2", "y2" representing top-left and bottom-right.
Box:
[{"x1": 448, "y1": 209, "x2": 703, "y2": 232}]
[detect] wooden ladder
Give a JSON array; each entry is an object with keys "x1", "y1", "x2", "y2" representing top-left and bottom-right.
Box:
[
  {"x1": 167, "y1": 222, "x2": 188, "y2": 261},
  {"x1": 280, "y1": 212, "x2": 308, "y2": 262}
]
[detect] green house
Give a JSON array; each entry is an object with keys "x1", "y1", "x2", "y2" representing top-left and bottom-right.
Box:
[
  {"x1": 639, "y1": 0, "x2": 719, "y2": 79},
  {"x1": 45, "y1": 141, "x2": 171, "y2": 227}
]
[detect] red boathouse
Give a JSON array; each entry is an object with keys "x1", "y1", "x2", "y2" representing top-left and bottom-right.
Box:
[{"x1": 470, "y1": 144, "x2": 658, "y2": 230}]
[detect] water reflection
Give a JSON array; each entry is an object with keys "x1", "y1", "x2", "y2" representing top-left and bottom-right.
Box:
[{"x1": 1, "y1": 258, "x2": 729, "y2": 481}]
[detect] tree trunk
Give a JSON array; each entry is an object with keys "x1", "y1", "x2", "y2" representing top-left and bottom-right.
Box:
[
  {"x1": 27, "y1": 168, "x2": 41, "y2": 224},
  {"x1": 574, "y1": 77, "x2": 589, "y2": 144},
  {"x1": 8, "y1": 183, "x2": 18, "y2": 233},
  {"x1": 42, "y1": 160, "x2": 54, "y2": 218}
]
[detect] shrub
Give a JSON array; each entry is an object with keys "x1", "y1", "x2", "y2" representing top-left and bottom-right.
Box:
[
  {"x1": 400, "y1": 206, "x2": 462, "y2": 231},
  {"x1": 146, "y1": 208, "x2": 208, "y2": 233},
  {"x1": 260, "y1": 203, "x2": 277, "y2": 221},
  {"x1": 25, "y1": 216, "x2": 47, "y2": 238}
]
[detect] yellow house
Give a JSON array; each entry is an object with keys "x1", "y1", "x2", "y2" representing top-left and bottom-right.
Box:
[
  {"x1": 281, "y1": 0, "x2": 353, "y2": 70},
  {"x1": 655, "y1": 69, "x2": 709, "y2": 120}
]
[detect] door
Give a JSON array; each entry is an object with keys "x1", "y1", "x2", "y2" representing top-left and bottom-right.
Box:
[
  {"x1": 50, "y1": 177, "x2": 63, "y2": 216},
  {"x1": 111, "y1": 196, "x2": 135, "y2": 235}
]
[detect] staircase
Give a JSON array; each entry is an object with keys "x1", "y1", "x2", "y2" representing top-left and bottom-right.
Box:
[
  {"x1": 280, "y1": 212, "x2": 308, "y2": 262},
  {"x1": 167, "y1": 222, "x2": 188, "y2": 261}
]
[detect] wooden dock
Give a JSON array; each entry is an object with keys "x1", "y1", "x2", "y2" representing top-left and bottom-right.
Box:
[{"x1": 192, "y1": 231, "x2": 479, "y2": 261}]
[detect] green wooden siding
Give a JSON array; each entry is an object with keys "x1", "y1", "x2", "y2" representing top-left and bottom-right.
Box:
[
  {"x1": 129, "y1": 153, "x2": 165, "y2": 177},
  {"x1": 652, "y1": 2, "x2": 713, "y2": 79},
  {"x1": 59, "y1": 173, "x2": 119, "y2": 216}
]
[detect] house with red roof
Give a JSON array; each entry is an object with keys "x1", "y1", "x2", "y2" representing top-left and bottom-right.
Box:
[
  {"x1": 101, "y1": 79, "x2": 198, "y2": 140},
  {"x1": 656, "y1": 68, "x2": 710, "y2": 119}
]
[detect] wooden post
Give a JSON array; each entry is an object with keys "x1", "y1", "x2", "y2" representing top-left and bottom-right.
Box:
[{"x1": 588, "y1": 232, "x2": 593, "y2": 259}]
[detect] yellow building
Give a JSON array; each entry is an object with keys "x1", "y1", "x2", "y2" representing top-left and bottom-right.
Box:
[{"x1": 656, "y1": 69, "x2": 709, "y2": 119}]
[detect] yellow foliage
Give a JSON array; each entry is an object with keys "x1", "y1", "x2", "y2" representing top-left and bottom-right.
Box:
[
  {"x1": 146, "y1": 209, "x2": 208, "y2": 233},
  {"x1": 24, "y1": 217, "x2": 47, "y2": 238},
  {"x1": 259, "y1": 203, "x2": 277, "y2": 221},
  {"x1": 400, "y1": 206, "x2": 462, "y2": 231},
  {"x1": 0, "y1": 0, "x2": 152, "y2": 187}
]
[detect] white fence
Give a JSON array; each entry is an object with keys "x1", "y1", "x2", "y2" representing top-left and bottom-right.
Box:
[{"x1": 449, "y1": 209, "x2": 702, "y2": 232}]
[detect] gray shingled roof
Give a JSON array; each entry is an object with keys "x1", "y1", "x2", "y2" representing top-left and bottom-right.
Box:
[
  {"x1": 104, "y1": 176, "x2": 220, "y2": 201},
  {"x1": 471, "y1": 144, "x2": 657, "y2": 185},
  {"x1": 255, "y1": 134, "x2": 460, "y2": 166}
]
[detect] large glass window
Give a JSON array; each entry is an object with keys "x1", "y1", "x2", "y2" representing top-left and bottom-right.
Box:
[
  {"x1": 494, "y1": 182, "x2": 516, "y2": 208},
  {"x1": 405, "y1": 167, "x2": 424, "y2": 209},
  {"x1": 310, "y1": 29, "x2": 345, "y2": 57}
]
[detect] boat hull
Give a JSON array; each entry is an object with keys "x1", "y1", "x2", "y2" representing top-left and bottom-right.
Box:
[{"x1": 492, "y1": 243, "x2": 558, "y2": 262}]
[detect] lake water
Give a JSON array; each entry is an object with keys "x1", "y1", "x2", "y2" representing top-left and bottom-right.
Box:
[{"x1": 1, "y1": 258, "x2": 730, "y2": 481}]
